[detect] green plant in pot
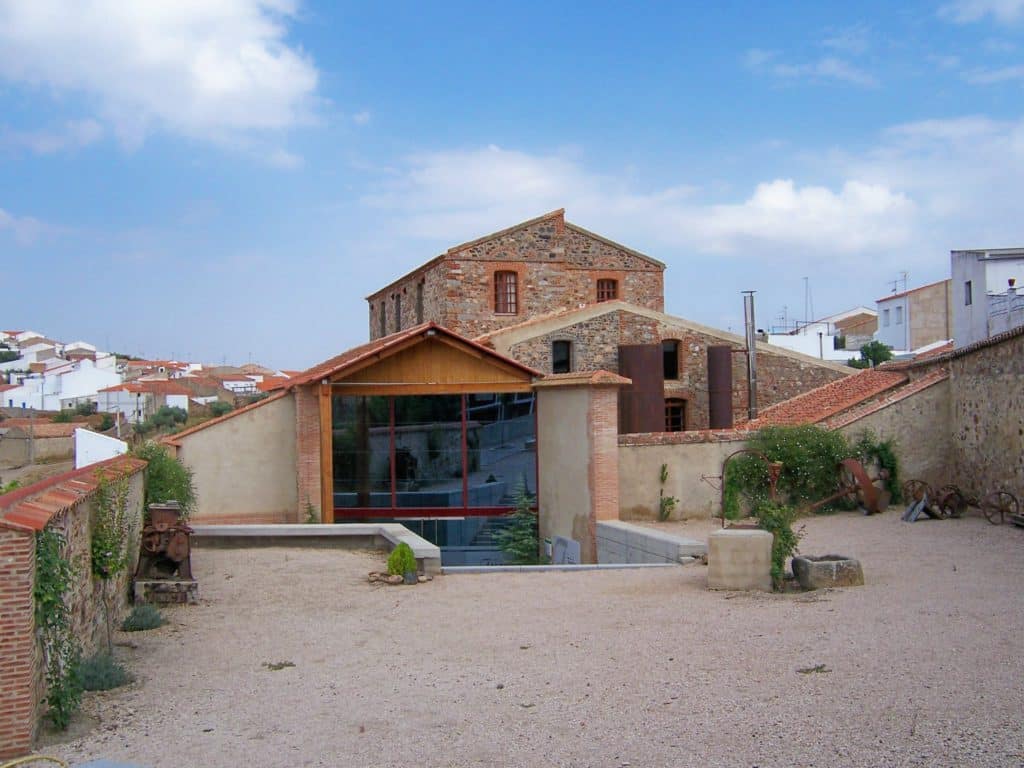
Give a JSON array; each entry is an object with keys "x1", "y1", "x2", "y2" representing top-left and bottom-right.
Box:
[{"x1": 387, "y1": 541, "x2": 418, "y2": 584}]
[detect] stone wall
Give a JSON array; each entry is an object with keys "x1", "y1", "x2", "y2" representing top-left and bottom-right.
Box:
[
  {"x1": 508, "y1": 310, "x2": 848, "y2": 429},
  {"x1": 0, "y1": 459, "x2": 145, "y2": 759},
  {"x1": 948, "y1": 328, "x2": 1024, "y2": 493},
  {"x1": 367, "y1": 210, "x2": 665, "y2": 340}
]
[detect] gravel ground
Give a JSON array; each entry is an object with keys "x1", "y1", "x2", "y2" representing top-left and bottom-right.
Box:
[{"x1": 49, "y1": 510, "x2": 1024, "y2": 768}]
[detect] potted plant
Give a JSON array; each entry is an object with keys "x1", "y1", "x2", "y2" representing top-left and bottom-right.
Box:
[{"x1": 387, "y1": 541, "x2": 418, "y2": 585}]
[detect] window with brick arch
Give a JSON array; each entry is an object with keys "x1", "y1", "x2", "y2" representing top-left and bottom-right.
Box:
[
  {"x1": 494, "y1": 271, "x2": 518, "y2": 314},
  {"x1": 665, "y1": 398, "x2": 686, "y2": 432},
  {"x1": 597, "y1": 278, "x2": 618, "y2": 302}
]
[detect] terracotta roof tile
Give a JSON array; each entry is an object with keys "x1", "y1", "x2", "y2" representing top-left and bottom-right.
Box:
[
  {"x1": 746, "y1": 369, "x2": 909, "y2": 428},
  {"x1": 0, "y1": 456, "x2": 147, "y2": 532},
  {"x1": 98, "y1": 381, "x2": 192, "y2": 396}
]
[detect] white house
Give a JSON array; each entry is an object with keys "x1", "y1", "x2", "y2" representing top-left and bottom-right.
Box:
[
  {"x1": 2, "y1": 358, "x2": 122, "y2": 411},
  {"x1": 766, "y1": 307, "x2": 876, "y2": 362},
  {"x1": 96, "y1": 381, "x2": 192, "y2": 424},
  {"x1": 951, "y1": 247, "x2": 1024, "y2": 347}
]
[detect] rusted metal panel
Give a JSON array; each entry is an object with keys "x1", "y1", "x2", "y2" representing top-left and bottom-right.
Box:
[
  {"x1": 617, "y1": 344, "x2": 664, "y2": 434},
  {"x1": 707, "y1": 345, "x2": 733, "y2": 429}
]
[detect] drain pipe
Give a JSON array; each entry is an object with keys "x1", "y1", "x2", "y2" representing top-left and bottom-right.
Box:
[{"x1": 743, "y1": 291, "x2": 758, "y2": 420}]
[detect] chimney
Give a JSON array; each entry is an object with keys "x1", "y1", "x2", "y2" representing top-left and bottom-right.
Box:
[
  {"x1": 1009, "y1": 278, "x2": 1017, "y2": 296},
  {"x1": 743, "y1": 291, "x2": 758, "y2": 420}
]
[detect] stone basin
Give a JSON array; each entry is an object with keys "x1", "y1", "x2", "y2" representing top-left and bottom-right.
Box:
[{"x1": 792, "y1": 554, "x2": 864, "y2": 590}]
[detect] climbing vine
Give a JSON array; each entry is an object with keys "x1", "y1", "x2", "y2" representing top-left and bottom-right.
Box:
[
  {"x1": 91, "y1": 473, "x2": 133, "y2": 653},
  {"x1": 34, "y1": 528, "x2": 82, "y2": 730}
]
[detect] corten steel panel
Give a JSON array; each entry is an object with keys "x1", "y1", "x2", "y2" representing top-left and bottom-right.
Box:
[
  {"x1": 708, "y1": 345, "x2": 734, "y2": 429},
  {"x1": 618, "y1": 344, "x2": 664, "y2": 434}
]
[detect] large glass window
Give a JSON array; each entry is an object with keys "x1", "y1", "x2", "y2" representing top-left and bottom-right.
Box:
[
  {"x1": 495, "y1": 271, "x2": 518, "y2": 314},
  {"x1": 332, "y1": 392, "x2": 536, "y2": 515}
]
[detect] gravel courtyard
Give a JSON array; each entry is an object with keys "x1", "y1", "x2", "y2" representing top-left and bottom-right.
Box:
[{"x1": 51, "y1": 511, "x2": 1024, "y2": 768}]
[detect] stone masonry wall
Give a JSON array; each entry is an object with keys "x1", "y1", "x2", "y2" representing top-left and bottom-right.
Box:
[
  {"x1": 949, "y1": 329, "x2": 1024, "y2": 493},
  {"x1": 508, "y1": 311, "x2": 848, "y2": 429},
  {"x1": 367, "y1": 211, "x2": 664, "y2": 340}
]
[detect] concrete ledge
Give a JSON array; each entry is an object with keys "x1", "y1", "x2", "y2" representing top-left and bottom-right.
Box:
[
  {"x1": 191, "y1": 523, "x2": 442, "y2": 575},
  {"x1": 443, "y1": 563, "x2": 679, "y2": 574},
  {"x1": 597, "y1": 520, "x2": 706, "y2": 565}
]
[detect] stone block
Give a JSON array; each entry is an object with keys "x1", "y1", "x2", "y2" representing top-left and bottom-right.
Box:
[
  {"x1": 792, "y1": 555, "x2": 864, "y2": 590},
  {"x1": 134, "y1": 579, "x2": 199, "y2": 605},
  {"x1": 707, "y1": 528, "x2": 772, "y2": 592}
]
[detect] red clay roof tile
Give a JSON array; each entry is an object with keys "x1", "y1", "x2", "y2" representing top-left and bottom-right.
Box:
[{"x1": 746, "y1": 369, "x2": 909, "y2": 428}]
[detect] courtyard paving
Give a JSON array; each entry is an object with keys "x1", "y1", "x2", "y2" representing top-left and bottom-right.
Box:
[{"x1": 49, "y1": 510, "x2": 1024, "y2": 767}]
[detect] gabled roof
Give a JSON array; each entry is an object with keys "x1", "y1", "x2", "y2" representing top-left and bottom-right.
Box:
[
  {"x1": 365, "y1": 209, "x2": 664, "y2": 299},
  {"x1": 0, "y1": 456, "x2": 147, "y2": 532},
  {"x1": 286, "y1": 322, "x2": 541, "y2": 389},
  {"x1": 475, "y1": 300, "x2": 853, "y2": 373},
  {"x1": 744, "y1": 369, "x2": 908, "y2": 428},
  {"x1": 98, "y1": 381, "x2": 192, "y2": 396}
]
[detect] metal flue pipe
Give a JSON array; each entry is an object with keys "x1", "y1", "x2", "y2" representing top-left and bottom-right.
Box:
[{"x1": 743, "y1": 291, "x2": 758, "y2": 420}]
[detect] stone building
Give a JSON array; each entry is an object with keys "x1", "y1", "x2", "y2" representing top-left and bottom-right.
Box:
[
  {"x1": 475, "y1": 301, "x2": 851, "y2": 432},
  {"x1": 365, "y1": 209, "x2": 665, "y2": 341}
]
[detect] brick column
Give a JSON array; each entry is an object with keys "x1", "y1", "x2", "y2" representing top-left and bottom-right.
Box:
[
  {"x1": 0, "y1": 525, "x2": 37, "y2": 760},
  {"x1": 294, "y1": 384, "x2": 321, "y2": 523}
]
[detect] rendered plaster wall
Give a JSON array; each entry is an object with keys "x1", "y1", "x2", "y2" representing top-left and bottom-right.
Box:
[
  {"x1": 536, "y1": 386, "x2": 594, "y2": 561},
  {"x1": 175, "y1": 394, "x2": 299, "y2": 524},
  {"x1": 618, "y1": 433, "x2": 747, "y2": 520}
]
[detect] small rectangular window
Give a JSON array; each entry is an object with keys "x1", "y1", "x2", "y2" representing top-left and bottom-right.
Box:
[
  {"x1": 552, "y1": 340, "x2": 572, "y2": 374},
  {"x1": 882, "y1": 308, "x2": 890, "y2": 327},
  {"x1": 597, "y1": 279, "x2": 618, "y2": 302},
  {"x1": 894, "y1": 306, "x2": 903, "y2": 325},
  {"x1": 495, "y1": 271, "x2": 518, "y2": 314},
  {"x1": 665, "y1": 399, "x2": 686, "y2": 432},
  {"x1": 964, "y1": 280, "x2": 973, "y2": 306},
  {"x1": 662, "y1": 340, "x2": 679, "y2": 380}
]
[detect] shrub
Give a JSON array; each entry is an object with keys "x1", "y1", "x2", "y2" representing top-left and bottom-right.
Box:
[
  {"x1": 75, "y1": 401, "x2": 97, "y2": 416},
  {"x1": 209, "y1": 400, "x2": 234, "y2": 417},
  {"x1": 755, "y1": 500, "x2": 802, "y2": 591},
  {"x1": 132, "y1": 442, "x2": 196, "y2": 518},
  {"x1": 79, "y1": 653, "x2": 131, "y2": 691},
  {"x1": 848, "y1": 340, "x2": 893, "y2": 369},
  {"x1": 121, "y1": 604, "x2": 165, "y2": 632},
  {"x1": 98, "y1": 413, "x2": 115, "y2": 431},
  {"x1": 52, "y1": 410, "x2": 73, "y2": 423},
  {"x1": 151, "y1": 405, "x2": 188, "y2": 428},
  {"x1": 387, "y1": 542, "x2": 418, "y2": 576},
  {"x1": 496, "y1": 486, "x2": 544, "y2": 565}
]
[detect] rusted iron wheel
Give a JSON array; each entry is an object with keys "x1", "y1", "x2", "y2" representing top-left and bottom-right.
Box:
[
  {"x1": 839, "y1": 458, "x2": 881, "y2": 514},
  {"x1": 981, "y1": 491, "x2": 1019, "y2": 526},
  {"x1": 902, "y1": 479, "x2": 933, "y2": 505},
  {"x1": 938, "y1": 485, "x2": 967, "y2": 519}
]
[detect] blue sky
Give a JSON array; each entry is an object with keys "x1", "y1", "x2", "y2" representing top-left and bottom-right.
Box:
[{"x1": 2, "y1": 0, "x2": 1023, "y2": 368}]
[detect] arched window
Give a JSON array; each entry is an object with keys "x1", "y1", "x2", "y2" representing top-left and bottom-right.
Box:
[
  {"x1": 597, "y1": 278, "x2": 618, "y2": 302},
  {"x1": 662, "y1": 340, "x2": 680, "y2": 380},
  {"x1": 665, "y1": 398, "x2": 686, "y2": 432},
  {"x1": 495, "y1": 271, "x2": 518, "y2": 314}
]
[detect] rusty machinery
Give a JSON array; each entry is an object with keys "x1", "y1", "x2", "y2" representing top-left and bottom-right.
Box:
[
  {"x1": 714, "y1": 450, "x2": 885, "y2": 526},
  {"x1": 135, "y1": 501, "x2": 193, "y2": 579},
  {"x1": 902, "y1": 480, "x2": 1020, "y2": 525}
]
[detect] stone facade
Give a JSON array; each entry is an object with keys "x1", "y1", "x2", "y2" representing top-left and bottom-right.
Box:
[
  {"x1": 500, "y1": 308, "x2": 849, "y2": 429},
  {"x1": 948, "y1": 327, "x2": 1024, "y2": 494},
  {"x1": 366, "y1": 209, "x2": 665, "y2": 340},
  {"x1": 0, "y1": 525, "x2": 35, "y2": 759}
]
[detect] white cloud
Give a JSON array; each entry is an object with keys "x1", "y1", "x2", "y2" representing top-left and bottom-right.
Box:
[
  {"x1": 266, "y1": 148, "x2": 304, "y2": 169},
  {"x1": 352, "y1": 110, "x2": 371, "y2": 125},
  {"x1": 1, "y1": 119, "x2": 103, "y2": 154},
  {"x1": 744, "y1": 49, "x2": 878, "y2": 88},
  {"x1": 821, "y1": 24, "x2": 870, "y2": 55},
  {"x1": 362, "y1": 145, "x2": 914, "y2": 257},
  {"x1": 940, "y1": 0, "x2": 1024, "y2": 23},
  {"x1": 0, "y1": 1, "x2": 318, "y2": 147},
  {"x1": 964, "y1": 64, "x2": 1024, "y2": 82},
  {"x1": 0, "y1": 207, "x2": 44, "y2": 244}
]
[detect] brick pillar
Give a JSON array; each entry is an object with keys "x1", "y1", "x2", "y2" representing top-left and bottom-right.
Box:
[
  {"x1": 294, "y1": 384, "x2": 321, "y2": 523},
  {"x1": 589, "y1": 386, "x2": 621, "y2": 524},
  {"x1": 0, "y1": 525, "x2": 37, "y2": 760}
]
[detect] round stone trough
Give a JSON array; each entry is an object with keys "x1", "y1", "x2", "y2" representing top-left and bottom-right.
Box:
[{"x1": 792, "y1": 554, "x2": 864, "y2": 590}]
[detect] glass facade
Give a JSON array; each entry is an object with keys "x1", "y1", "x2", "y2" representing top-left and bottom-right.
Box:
[{"x1": 332, "y1": 392, "x2": 537, "y2": 516}]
